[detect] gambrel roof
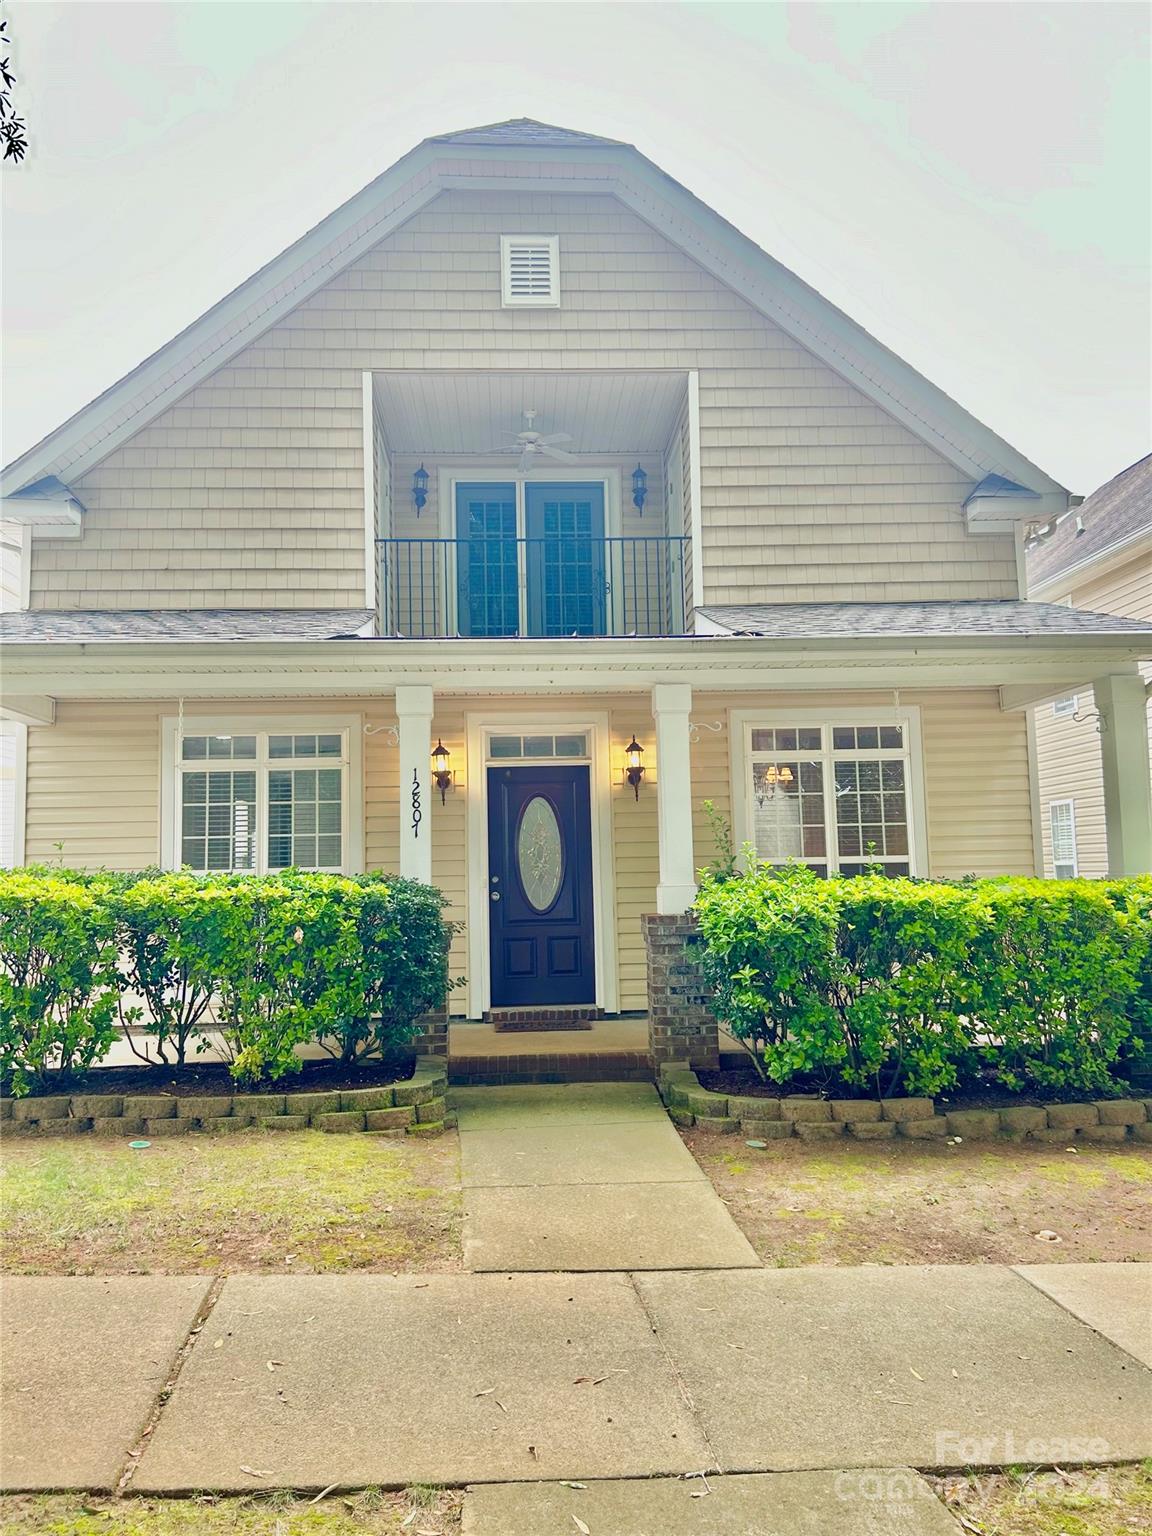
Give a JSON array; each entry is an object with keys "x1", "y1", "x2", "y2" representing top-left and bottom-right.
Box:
[{"x1": 3, "y1": 118, "x2": 1067, "y2": 507}]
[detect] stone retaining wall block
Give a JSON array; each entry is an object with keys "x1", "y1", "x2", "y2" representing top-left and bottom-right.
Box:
[
  {"x1": 692, "y1": 1115, "x2": 740, "y2": 1135},
  {"x1": 259, "y1": 1114, "x2": 309, "y2": 1131},
  {"x1": 782, "y1": 1099, "x2": 832, "y2": 1122},
  {"x1": 880, "y1": 1098, "x2": 934, "y2": 1122},
  {"x1": 740, "y1": 1118, "x2": 793, "y2": 1139},
  {"x1": 393, "y1": 1079, "x2": 436, "y2": 1107},
  {"x1": 284, "y1": 1090, "x2": 341, "y2": 1116},
  {"x1": 123, "y1": 1096, "x2": 176, "y2": 1120},
  {"x1": 199, "y1": 1116, "x2": 251, "y2": 1134},
  {"x1": 312, "y1": 1110, "x2": 365, "y2": 1133},
  {"x1": 234, "y1": 1094, "x2": 285, "y2": 1117},
  {"x1": 178, "y1": 1097, "x2": 233, "y2": 1120},
  {"x1": 1046, "y1": 1104, "x2": 1099, "y2": 1130},
  {"x1": 684, "y1": 1092, "x2": 729, "y2": 1118},
  {"x1": 144, "y1": 1117, "x2": 190, "y2": 1137},
  {"x1": 416, "y1": 1096, "x2": 448, "y2": 1123},
  {"x1": 831, "y1": 1100, "x2": 880, "y2": 1122},
  {"x1": 0, "y1": 1099, "x2": 12, "y2": 1120},
  {"x1": 93, "y1": 1116, "x2": 142, "y2": 1136},
  {"x1": 37, "y1": 1117, "x2": 92, "y2": 1136},
  {"x1": 1027, "y1": 1127, "x2": 1077, "y2": 1143},
  {"x1": 666, "y1": 1108, "x2": 695, "y2": 1128},
  {"x1": 12, "y1": 1096, "x2": 68, "y2": 1121},
  {"x1": 726, "y1": 1096, "x2": 782, "y2": 1120},
  {"x1": 365, "y1": 1106, "x2": 415, "y2": 1130},
  {"x1": 340, "y1": 1087, "x2": 396, "y2": 1111},
  {"x1": 997, "y1": 1106, "x2": 1047, "y2": 1134},
  {"x1": 847, "y1": 1121, "x2": 896, "y2": 1139},
  {"x1": 70, "y1": 1095, "x2": 122, "y2": 1119},
  {"x1": 1079, "y1": 1124, "x2": 1130, "y2": 1143},
  {"x1": 897, "y1": 1116, "x2": 949, "y2": 1139},
  {"x1": 407, "y1": 1120, "x2": 445, "y2": 1137},
  {"x1": 795, "y1": 1121, "x2": 844, "y2": 1140},
  {"x1": 1094, "y1": 1099, "x2": 1147, "y2": 1126},
  {"x1": 1132, "y1": 1123, "x2": 1152, "y2": 1143},
  {"x1": 945, "y1": 1110, "x2": 1001, "y2": 1138}
]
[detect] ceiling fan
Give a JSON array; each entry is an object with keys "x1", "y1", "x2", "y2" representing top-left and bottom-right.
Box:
[{"x1": 490, "y1": 409, "x2": 579, "y2": 472}]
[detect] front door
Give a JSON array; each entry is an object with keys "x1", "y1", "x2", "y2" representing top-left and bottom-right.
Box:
[{"x1": 487, "y1": 764, "x2": 596, "y2": 1006}]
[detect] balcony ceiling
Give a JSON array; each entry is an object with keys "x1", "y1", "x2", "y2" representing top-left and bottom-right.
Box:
[{"x1": 372, "y1": 371, "x2": 688, "y2": 456}]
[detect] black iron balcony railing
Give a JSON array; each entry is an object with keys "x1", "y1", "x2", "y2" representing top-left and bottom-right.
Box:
[{"x1": 378, "y1": 536, "x2": 690, "y2": 638}]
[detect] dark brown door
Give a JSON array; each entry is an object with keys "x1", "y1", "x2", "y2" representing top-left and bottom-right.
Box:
[{"x1": 487, "y1": 765, "x2": 595, "y2": 1006}]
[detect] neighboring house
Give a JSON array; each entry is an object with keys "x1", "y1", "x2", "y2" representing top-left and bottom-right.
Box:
[
  {"x1": 1028, "y1": 454, "x2": 1152, "y2": 878},
  {"x1": 1, "y1": 119, "x2": 1150, "y2": 1023}
]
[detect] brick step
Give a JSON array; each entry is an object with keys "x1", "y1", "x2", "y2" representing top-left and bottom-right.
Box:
[
  {"x1": 485, "y1": 1006, "x2": 601, "y2": 1033},
  {"x1": 449, "y1": 1051, "x2": 653, "y2": 1086}
]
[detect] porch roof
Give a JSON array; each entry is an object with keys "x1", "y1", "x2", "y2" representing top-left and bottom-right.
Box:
[
  {"x1": 695, "y1": 599, "x2": 1152, "y2": 642},
  {"x1": 0, "y1": 608, "x2": 376, "y2": 644}
]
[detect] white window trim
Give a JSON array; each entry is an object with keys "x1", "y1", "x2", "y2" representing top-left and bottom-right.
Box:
[
  {"x1": 729, "y1": 706, "x2": 927, "y2": 876},
  {"x1": 464, "y1": 709, "x2": 618, "y2": 1019},
  {"x1": 1049, "y1": 797, "x2": 1078, "y2": 878},
  {"x1": 0, "y1": 720, "x2": 27, "y2": 867},
  {"x1": 500, "y1": 235, "x2": 560, "y2": 307},
  {"x1": 160, "y1": 714, "x2": 364, "y2": 874}
]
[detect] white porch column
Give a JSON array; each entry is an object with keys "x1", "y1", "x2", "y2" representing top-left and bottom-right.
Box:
[
  {"x1": 652, "y1": 682, "x2": 697, "y2": 913},
  {"x1": 1094, "y1": 673, "x2": 1152, "y2": 876},
  {"x1": 395, "y1": 684, "x2": 434, "y2": 883}
]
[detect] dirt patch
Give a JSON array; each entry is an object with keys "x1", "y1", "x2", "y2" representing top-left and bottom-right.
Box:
[
  {"x1": 683, "y1": 1130, "x2": 1152, "y2": 1265},
  {"x1": 931, "y1": 1463, "x2": 1152, "y2": 1535},
  {"x1": 0, "y1": 1131, "x2": 462, "y2": 1275},
  {"x1": 0, "y1": 1489, "x2": 462, "y2": 1535},
  {"x1": 2, "y1": 1056, "x2": 417, "y2": 1101}
]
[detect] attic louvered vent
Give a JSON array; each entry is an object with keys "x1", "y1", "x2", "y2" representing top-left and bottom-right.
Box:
[{"x1": 501, "y1": 236, "x2": 560, "y2": 307}]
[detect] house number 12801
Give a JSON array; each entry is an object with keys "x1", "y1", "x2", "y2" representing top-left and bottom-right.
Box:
[{"x1": 411, "y1": 767, "x2": 423, "y2": 837}]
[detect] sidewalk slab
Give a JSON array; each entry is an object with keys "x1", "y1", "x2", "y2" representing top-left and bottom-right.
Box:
[
  {"x1": 464, "y1": 1182, "x2": 760, "y2": 1271},
  {"x1": 635, "y1": 1266, "x2": 1152, "y2": 1471},
  {"x1": 460, "y1": 1120, "x2": 704, "y2": 1188},
  {"x1": 0, "y1": 1276, "x2": 211, "y2": 1491},
  {"x1": 1014, "y1": 1263, "x2": 1152, "y2": 1367},
  {"x1": 454, "y1": 1082, "x2": 666, "y2": 1129},
  {"x1": 463, "y1": 1470, "x2": 962, "y2": 1535},
  {"x1": 134, "y1": 1273, "x2": 711, "y2": 1491}
]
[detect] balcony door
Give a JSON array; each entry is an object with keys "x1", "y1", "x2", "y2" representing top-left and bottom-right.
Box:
[{"x1": 455, "y1": 481, "x2": 606, "y2": 638}]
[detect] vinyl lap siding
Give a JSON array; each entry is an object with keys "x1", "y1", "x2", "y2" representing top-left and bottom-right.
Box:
[
  {"x1": 31, "y1": 188, "x2": 1016, "y2": 609},
  {"x1": 1034, "y1": 550, "x2": 1152, "y2": 877}
]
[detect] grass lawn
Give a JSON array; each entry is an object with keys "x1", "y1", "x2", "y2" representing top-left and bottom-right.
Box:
[
  {"x1": 684, "y1": 1131, "x2": 1152, "y2": 1265},
  {"x1": 0, "y1": 1131, "x2": 462, "y2": 1275},
  {"x1": 932, "y1": 1463, "x2": 1152, "y2": 1534},
  {"x1": 0, "y1": 1489, "x2": 462, "y2": 1535}
]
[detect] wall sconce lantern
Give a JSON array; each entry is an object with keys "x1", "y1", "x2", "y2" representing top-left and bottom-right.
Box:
[
  {"x1": 624, "y1": 734, "x2": 645, "y2": 800},
  {"x1": 631, "y1": 464, "x2": 648, "y2": 514},
  {"x1": 412, "y1": 464, "x2": 429, "y2": 516},
  {"x1": 431, "y1": 738, "x2": 453, "y2": 804}
]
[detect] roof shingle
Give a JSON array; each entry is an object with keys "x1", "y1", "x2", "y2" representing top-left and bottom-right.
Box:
[
  {"x1": 1027, "y1": 455, "x2": 1152, "y2": 590},
  {"x1": 0, "y1": 608, "x2": 375, "y2": 644},
  {"x1": 696, "y1": 600, "x2": 1152, "y2": 640}
]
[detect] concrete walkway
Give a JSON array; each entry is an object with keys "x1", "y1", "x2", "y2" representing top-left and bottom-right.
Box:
[
  {"x1": 2, "y1": 1265, "x2": 1148, "y2": 1501},
  {"x1": 455, "y1": 1082, "x2": 761, "y2": 1271}
]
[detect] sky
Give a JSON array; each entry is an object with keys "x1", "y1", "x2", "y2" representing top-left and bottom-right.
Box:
[{"x1": 2, "y1": 0, "x2": 1149, "y2": 495}]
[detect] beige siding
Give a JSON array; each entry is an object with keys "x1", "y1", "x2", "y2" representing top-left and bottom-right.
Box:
[
  {"x1": 1034, "y1": 549, "x2": 1152, "y2": 877},
  {"x1": 25, "y1": 686, "x2": 1034, "y2": 1012},
  {"x1": 31, "y1": 190, "x2": 1017, "y2": 610}
]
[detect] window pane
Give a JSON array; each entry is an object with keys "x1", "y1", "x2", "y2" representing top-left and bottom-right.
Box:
[
  {"x1": 835, "y1": 759, "x2": 908, "y2": 861},
  {"x1": 523, "y1": 736, "x2": 553, "y2": 757},
  {"x1": 832, "y1": 726, "x2": 854, "y2": 750},
  {"x1": 798, "y1": 728, "x2": 821, "y2": 750},
  {"x1": 838, "y1": 860, "x2": 910, "y2": 878},
  {"x1": 181, "y1": 770, "x2": 255, "y2": 870},
  {"x1": 181, "y1": 736, "x2": 207, "y2": 761},
  {"x1": 879, "y1": 725, "x2": 904, "y2": 749},
  {"x1": 554, "y1": 734, "x2": 587, "y2": 757},
  {"x1": 856, "y1": 726, "x2": 879, "y2": 749},
  {"x1": 205, "y1": 734, "x2": 256, "y2": 760},
  {"x1": 752, "y1": 759, "x2": 824, "y2": 864},
  {"x1": 490, "y1": 736, "x2": 521, "y2": 758},
  {"x1": 316, "y1": 734, "x2": 342, "y2": 757},
  {"x1": 267, "y1": 767, "x2": 343, "y2": 869},
  {"x1": 268, "y1": 735, "x2": 294, "y2": 758}
]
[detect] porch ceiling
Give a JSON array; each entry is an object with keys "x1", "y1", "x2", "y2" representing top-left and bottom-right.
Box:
[{"x1": 372, "y1": 371, "x2": 688, "y2": 456}]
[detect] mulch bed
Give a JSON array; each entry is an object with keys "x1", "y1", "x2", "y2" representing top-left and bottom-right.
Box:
[
  {"x1": 698, "y1": 1067, "x2": 1148, "y2": 1109},
  {"x1": 1, "y1": 1056, "x2": 416, "y2": 1101}
]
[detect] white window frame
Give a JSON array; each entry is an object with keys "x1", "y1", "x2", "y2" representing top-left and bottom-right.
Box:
[
  {"x1": 1049, "y1": 798, "x2": 1078, "y2": 879},
  {"x1": 160, "y1": 715, "x2": 364, "y2": 874},
  {"x1": 500, "y1": 235, "x2": 560, "y2": 307},
  {"x1": 1052, "y1": 694, "x2": 1078, "y2": 718},
  {"x1": 729, "y1": 707, "x2": 928, "y2": 877}
]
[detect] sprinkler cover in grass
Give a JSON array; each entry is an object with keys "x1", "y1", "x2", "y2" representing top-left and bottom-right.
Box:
[{"x1": 129, "y1": 1140, "x2": 151, "y2": 1150}]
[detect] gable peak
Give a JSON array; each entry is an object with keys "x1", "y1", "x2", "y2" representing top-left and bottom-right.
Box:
[{"x1": 425, "y1": 118, "x2": 626, "y2": 149}]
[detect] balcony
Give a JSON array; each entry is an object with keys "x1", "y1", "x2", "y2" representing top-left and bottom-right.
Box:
[{"x1": 379, "y1": 535, "x2": 689, "y2": 638}]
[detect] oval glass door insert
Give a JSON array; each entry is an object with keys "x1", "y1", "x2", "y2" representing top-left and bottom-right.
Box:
[{"x1": 517, "y1": 795, "x2": 564, "y2": 911}]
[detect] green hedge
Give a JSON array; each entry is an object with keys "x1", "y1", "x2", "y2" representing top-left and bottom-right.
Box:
[
  {"x1": 693, "y1": 862, "x2": 1151, "y2": 1098},
  {"x1": 0, "y1": 869, "x2": 459, "y2": 1094}
]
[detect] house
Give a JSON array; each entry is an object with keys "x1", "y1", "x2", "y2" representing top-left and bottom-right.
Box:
[
  {"x1": 1028, "y1": 455, "x2": 1152, "y2": 878},
  {"x1": 2, "y1": 119, "x2": 1150, "y2": 1048}
]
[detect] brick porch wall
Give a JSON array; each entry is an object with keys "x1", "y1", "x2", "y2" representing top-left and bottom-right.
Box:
[
  {"x1": 642, "y1": 913, "x2": 719, "y2": 1069},
  {"x1": 412, "y1": 1005, "x2": 449, "y2": 1058}
]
